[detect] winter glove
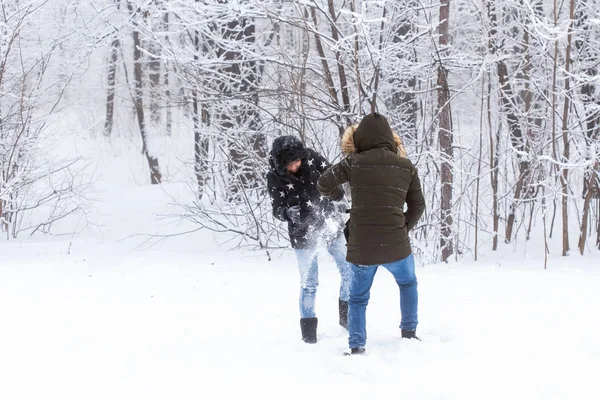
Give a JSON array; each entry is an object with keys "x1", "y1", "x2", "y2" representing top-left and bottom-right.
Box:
[
  {"x1": 333, "y1": 198, "x2": 350, "y2": 213},
  {"x1": 285, "y1": 205, "x2": 301, "y2": 223}
]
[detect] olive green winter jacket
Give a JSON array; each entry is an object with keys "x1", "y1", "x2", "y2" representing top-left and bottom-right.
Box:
[{"x1": 317, "y1": 113, "x2": 425, "y2": 265}]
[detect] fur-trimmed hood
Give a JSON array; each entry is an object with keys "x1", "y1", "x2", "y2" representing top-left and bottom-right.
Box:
[{"x1": 341, "y1": 124, "x2": 407, "y2": 158}]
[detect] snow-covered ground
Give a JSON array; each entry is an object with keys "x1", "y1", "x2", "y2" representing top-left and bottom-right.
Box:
[{"x1": 2, "y1": 133, "x2": 600, "y2": 399}]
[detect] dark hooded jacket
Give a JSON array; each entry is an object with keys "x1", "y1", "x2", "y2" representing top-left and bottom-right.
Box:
[
  {"x1": 317, "y1": 113, "x2": 425, "y2": 265},
  {"x1": 266, "y1": 135, "x2": 343, "y2": 249}
]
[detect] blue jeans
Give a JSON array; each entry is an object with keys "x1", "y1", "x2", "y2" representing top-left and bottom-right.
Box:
[
  {"x1": 348, "y1": 254, "x2": 418, "y2": 349},
  {"x1": 294, "y1": 234, "x2": 352, "y2": 318}
]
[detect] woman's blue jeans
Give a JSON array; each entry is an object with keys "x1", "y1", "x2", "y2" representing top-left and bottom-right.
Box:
[{"x1": 294, "y1": 234, "x2": 351, "y2": 318}]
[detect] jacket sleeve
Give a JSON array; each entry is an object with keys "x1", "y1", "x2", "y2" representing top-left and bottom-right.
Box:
[
  {"x1": 317, "y1": 157, "x2": 351, "y2": 201},
  {"x1": 267, "y1": 173, "x2": 289, "y2": 222},
  {"x1": 404, "y1": 166, "x2": 425, "y2": 232}
]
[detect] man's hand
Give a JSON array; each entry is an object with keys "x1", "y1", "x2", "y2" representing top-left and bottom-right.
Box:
[
  {"x1": 333, "y1": 198, "x2": 350, "y2": 213},
  {"x1": 285, "y1": 205, "x2": 301, "y2": 223}
]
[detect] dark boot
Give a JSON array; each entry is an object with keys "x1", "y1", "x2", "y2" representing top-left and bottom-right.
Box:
[
  {"x1": 300, "y1": 317, "x2": 318, "y2": 344},
  {"x1": 401, "y1": 329, "x2": 420, "y2": 340},
  {"x1": 344, "y1": 347, "x2": 366, "y2": 356},
  {"x1": 339, "y1": 299, "x2": 349, "y2": 329}
]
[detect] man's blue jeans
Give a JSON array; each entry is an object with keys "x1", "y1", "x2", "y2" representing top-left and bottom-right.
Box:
[
  {"x1": 348, "y1": 254, "x2": 418, "y2": 349},
  {"x1": 294, "y1": 234, "x2": 351, "y2": 318}
]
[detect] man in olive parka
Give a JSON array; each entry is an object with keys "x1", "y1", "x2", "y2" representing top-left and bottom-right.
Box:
[{"x1": 317, "y1": 112, "x2": 425, "y2": 354}]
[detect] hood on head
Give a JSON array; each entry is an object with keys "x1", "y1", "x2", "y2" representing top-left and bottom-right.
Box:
[
  {"x1": 269, "y1": 135, "x2": 309, "y2": 176},
  {"x1": 351, "y1": 113, "x2": 398, "y2": 154},
  {"x1": 341, "y1": 123, "x2": 407, "y2": 158}
]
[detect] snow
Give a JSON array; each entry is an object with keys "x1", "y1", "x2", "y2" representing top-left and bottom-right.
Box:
[{"x1": 2, "y1": 133, "x2": 600, "y2": 399}]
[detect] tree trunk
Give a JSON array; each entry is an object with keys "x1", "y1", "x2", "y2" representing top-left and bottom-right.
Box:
[
  {"x1": 575, "y1": 0, "x2": 600, "y2": 249},
  {"x1": 349, "y1": 0, "x2": 364, "y2": 116},
  {"x1": 560, "y1": 0, "x2": 576, "y2": 256},
  {"x1": 309, "y1": 5, "x2": 345, "y2": 135},
  {"x1": 130, "y1": 2, "x2": 161, "y2": 184},
  {"x1": 575, "y1": 0, "x2": 600, "y2": 199},
  {"x1": 579, "y1": 162, "x2": 599, "y2": 254},
  {"x1": 549, "y1": 0, "x2": 559, "y2": 240},
  {"x1": 543, "y1": 195, "x2": 548, "y2": 269},
  {"x1": 309, "y1": 6, "x2": 340, "y2": 109},
  {"x1": 192, "y1": 27, "x2": 210, "y2": 199},
  {"x1": 211, "y1": 13, "x2": 266, "y2": 193},
  {"x1": 438, "y1": 0, "x2": 453, "y2": 262},
  {"x1": 147, "y1": 24, "x2": 162, "y2": 125},
  {"x1": 193, "y1": 88, "x2": 209, "y2": 199},
  {"x1": 0, "y1": 198, "x2": 6, "y2": 237},
  {"x1": 475, "y1": 73, "x2": 485, "y2": 261},
  {"x1": 388, "y1": 3, "x2": 418, "y2": 140},
  {"x1": 486, "y1": 70, "x2": 500, "y2": 251},
  {"x1": 164, "y1": 10, "x2": 172, "y2": 136},
  {"x1": 326, "y1": 0, "x2": 351, "y2": 122},
  {"x1": 103, "y1": 0, "x2": 121, "y2": 137},
  {"x1": 488, "y1": 0, "x2": 530, "y2": 243},
  {"x1": 597, "y1": 201, "x2": 600, "y2": 250}
]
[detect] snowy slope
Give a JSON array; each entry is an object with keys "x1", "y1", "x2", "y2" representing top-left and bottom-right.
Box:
[{"x1": 3, "y1": 234, "x2": 600, "y2": 399}]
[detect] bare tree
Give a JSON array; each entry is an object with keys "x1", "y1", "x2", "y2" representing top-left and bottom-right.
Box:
[
  {"x1": 488, "y1": 74, "x2": 500, "y2": 251},
  {"x1": 128, "y1": 1, "x2": 161, "y2": 184},
  {"x1": 103, "y1": 0, "x2": 121, "y2": 137},
  {"x1": 575, "y1": 0, "x2": 600, "y2": 253},
  {"x1": 437, "y1": 0, "x2": 453, "y2": 262},
  {"x1": 146, "y1": 0, "x2": 163, "y2": 126},
  {"x1": 385, "y1": 1, "x2": 419, "y2": 141},
  {"x1": 487, "y1": 0, "x2": 531, "y2": 244},
  {"x1": 559, "y1": 0, "x2": 576, "y2": 256},
  {"x1": 163, "y1": 9, "x2": 172, "y2": 136},
  {"x1": 191, "y1": 23, "x2": 210, "y2": 199},
  {"x1": 1, "y1": 1, "x2": 90, "y2": 238},
  {"x1": 84, "y1": 0, "x2": 600, "y2": 261}
]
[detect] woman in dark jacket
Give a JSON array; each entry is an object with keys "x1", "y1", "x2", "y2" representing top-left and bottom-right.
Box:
[{"x1": 267, "y1": 135, "x2": 351, "y2": 344}]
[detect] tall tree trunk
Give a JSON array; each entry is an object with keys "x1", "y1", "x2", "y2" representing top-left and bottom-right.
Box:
[
  {"x1": 388, "y1": 1, "x2": 418, "y2": 140},
  {"x1": 147, "y1": 41, "x2": 161, "y2": 125},
  {"x1": 488, "y1": 75, "x2": 500, "y2": 251},
  {"x1": 597, "y1": 201, "x2": 600, "y2": 250},
  {"x1": 549, "y1": 0, "x2": 560, "y2": 240},
  {"x1": 575, "y1": 0, "x2": 600, "y2": 199},
  {"x1": 349, "y1": 0, "x2": 364, "y2": 116},
  {"x1": 212, "y1": 13, "x2": 266, "y2": 193},
  {"x1": 543, "y1": 194, "x2": 549, "y2": 269},
  {"x1": 575, "y1": 0, "x2": 600, "y2": 251},
  {"x1": 579, "y1": 162, "x2": 599, "y2": 254},
  {"x1": 326, "y1": 0, "x2": 351, "y2": 122},
  {"x1": 164, "y1": 10, "x2": 172, "y2": 136},
  {"x1": 0, "y1": 198, "x2": 6, "y2": 237},
  {"x1": 129, "y1": 2, "x2": 161, "y2": 184},
  {"x1": 438, "y1": 0, "x2": 453, "y2": 262},
  {"x1": 309, "y1": 6, "x2": 342, "y2": 128},
  {"x1": 226, "y1": 17, "x2": 265, "y2": 190},
  {"x1": 559, "y1": 0, "x2": 576, "y2": 256},
  {"x1": 145, "y1": 1, "x2": 163, "y2": 126},
  {"x1": 103, "y1": 0, "x2": 121, "y2": 137},
  {"x1": 192, "y1": 86, "x2": 209, "y2": 199},
  {"x1": 193, "y1": 26, "x2": 210, "y2": 199},
  {"x1": 488, "y1": 0, "x2": 529, "y2": 243},
  {"x1": 475, "y1": 73, "x2": 485, "y2": 261}
]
